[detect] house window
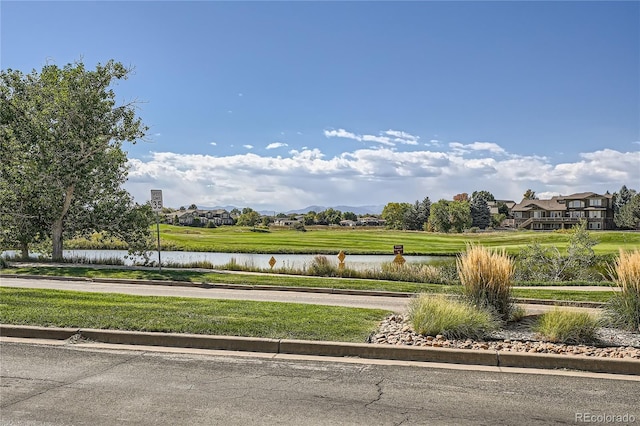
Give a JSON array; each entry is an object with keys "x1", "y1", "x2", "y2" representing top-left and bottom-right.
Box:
[
  {"x1": 589, "y1": 211, "x2": 602, "y2": 218},
  {"x1": 568, "y1": 200, "x2": 584, "y2": 208},
  {"x1": 533, "y1": 211, "x2": 543, "y2": 218},
  {"x1": 590, "y1": 198, "x2": 603, "y2": 207},
  {"x1": 569, "y1": 211, "x2": 584, "y2": 218}
]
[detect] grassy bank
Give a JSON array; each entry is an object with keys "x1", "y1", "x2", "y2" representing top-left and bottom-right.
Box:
[
  {"x1": 65, "y1": 225, "x2": 640, "y2": 256},
  {"x1": 0, "y1": 266, "x2": 616, "y2": 303},
  {"x1": 0, "y1": 287, "x2": 390, "y2": 342}
]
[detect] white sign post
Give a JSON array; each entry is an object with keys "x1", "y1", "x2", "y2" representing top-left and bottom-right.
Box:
[{"x1": 150, "y1": 190, "x2": 163, "y2": 270}]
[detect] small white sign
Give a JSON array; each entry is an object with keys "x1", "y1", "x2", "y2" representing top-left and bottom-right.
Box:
[{"x1": 150, "y1": 190, "x2": 163, "y2": 212}]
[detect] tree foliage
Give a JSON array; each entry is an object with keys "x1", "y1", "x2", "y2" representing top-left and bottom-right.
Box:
[
  {"x1": 448, "y1": 200, "x2": 472, "y2": 233},
  {"x1": 404, "y1": 197, "x2": 431, "y2": 231},
  {"x1": 0, "y1": 60, "x2": 152, "y2": 260},
  {"x1": 470, "y1": 197, "x2": 491, "y2": 229},
  {"x1": 236, "y1": 208, "x2": 261, "y2": 227},
  {"x1": 471, "y1": 190, "x2": 495, "y2": 203},
  {"x1": 427, "y1": 200, "x2": 451, "y2": 233},
  {"x1": 382, "y1": 202, "x2": 411, "y2": 230},
  {"x1": 523, "y1": 189, "x2": 537, "y2": 200},
  {"x1": 516, "y1": 220, "x2": 598, "y2": 281},
  {"x1": 615, "y1": 193, "x2": 640, "y2": 230}
]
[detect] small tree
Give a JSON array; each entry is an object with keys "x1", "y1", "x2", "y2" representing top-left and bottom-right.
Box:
[{"x1": 516, "y1": 220, "x2": 598, "y2": 281}]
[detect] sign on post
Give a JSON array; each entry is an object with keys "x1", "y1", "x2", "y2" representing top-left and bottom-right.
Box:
[
  {"x1": 150, "y1": 190, "x2": 163, "y2": 271},
  {"x1": 393, "y1": 245, "x2": 404, "y2": 255},
  {"x1": 150, "y1": 190, "x2": 163, "y2": 212}
]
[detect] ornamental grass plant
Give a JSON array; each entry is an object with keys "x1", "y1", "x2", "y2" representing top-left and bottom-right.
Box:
[
  {"x1": 533, "y1": 309, "x2": 600, "y2": 344},
  {"x1": 605, "y1": 249, "x2": 640, "y2": 332},
  {"x1": 408, "y1": 294, "x2": 500, "y2": 340},
  {"x1": 457, "y1": 244, "x2": 515, "y2": 321}
]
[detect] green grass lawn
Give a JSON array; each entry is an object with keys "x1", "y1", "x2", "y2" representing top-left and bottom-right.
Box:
[
  {"x1": 66, "y1": 225, "x2": 640, "y2": 256},
  {"x1": 0, "y1": 287, "x2": 391, "y2": 342}
]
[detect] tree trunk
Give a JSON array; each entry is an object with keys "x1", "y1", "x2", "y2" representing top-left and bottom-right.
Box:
[
  {"x1": 52, "y1": 185, "x2": 75, "y2": 262},
  {"x1": 20, "y1": 242, "x2": 29, "y2": 260},
  {"x1": 52, "y1": 218, "x2": 64, "y2": 262}
]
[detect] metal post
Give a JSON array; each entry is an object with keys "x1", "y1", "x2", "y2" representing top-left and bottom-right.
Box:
[{"x1": 156, "y1": 213, "x2": 161, "y2": 271}]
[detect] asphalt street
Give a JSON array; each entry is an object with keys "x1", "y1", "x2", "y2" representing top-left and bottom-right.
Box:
[{"x1": 2, "y1": 341, "x2": 639, "y2": 426}]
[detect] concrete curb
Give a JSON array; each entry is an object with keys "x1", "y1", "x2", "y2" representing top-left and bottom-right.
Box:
[{"x1": 2, "y1": 324, "x2": 638, "y2": 376}]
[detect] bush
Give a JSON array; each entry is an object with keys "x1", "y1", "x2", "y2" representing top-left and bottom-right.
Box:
[
  {"x1": 408, "y1": 294, "x2": 500, "y2": 340},
  {"x1": 308, "y1": 256, "x2": 339, "y2": 277},
  {"x1": 533, "y1": 309, "x2": 600, "y2": 344},
  {"x1": 457, "y1": 244, "x2": 514, "y2": 320},
  {"x1": 0, "y1": 256, "x2": 7, "y2": 269},
  {"x1": 605, "y1": 250, "x2": 640, "y2": 331}
]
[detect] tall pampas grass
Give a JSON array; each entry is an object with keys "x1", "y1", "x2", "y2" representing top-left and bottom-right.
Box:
[
  {"x1": 605, "y1": 250, "x2": 640, "y2": 331},
  {"x1": 457, "y1": 244, "x2": 515, "y2": 320}
]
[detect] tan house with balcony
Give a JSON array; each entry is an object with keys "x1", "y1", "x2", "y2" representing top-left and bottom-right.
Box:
[{"x1": 512, "y1": 192, "x2": 614, "y2": 230}]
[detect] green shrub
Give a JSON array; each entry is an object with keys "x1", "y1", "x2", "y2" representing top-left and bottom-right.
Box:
[
  {"x1": 457, "y1": 244, "x2": 514, "y2": 320},
  {"x1": 408, "y1": 294, "x2": 500, "y2": 340},
  {"x1": 0, "y1": 256, "x2": 7, "y2": 269},
  {"x1": 605, "y1": 250, "x2": 640, "y2": 331},
  {"x1": 533, "y1": 309, "x2": 600, "y2": 344}
]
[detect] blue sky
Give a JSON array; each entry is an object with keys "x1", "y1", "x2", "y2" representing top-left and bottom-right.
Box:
[{"x1": 2, "y1": 1, "x2": 639, "y2": 212}]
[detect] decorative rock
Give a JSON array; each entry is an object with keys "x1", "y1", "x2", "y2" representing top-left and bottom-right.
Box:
[{"x1": 371, "y1": 314, "x2": 640, "y2": 359}]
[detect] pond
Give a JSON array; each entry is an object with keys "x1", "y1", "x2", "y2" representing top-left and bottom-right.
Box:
[{"x1": 2, "y1": 249, "x2": 452, "y2": 271}]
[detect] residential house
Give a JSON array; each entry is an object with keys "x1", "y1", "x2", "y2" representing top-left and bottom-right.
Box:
[
  {"x1": 171, "y1": 209, "x2": 235, "y2": 226},
  {"x1": 512, "y1": 192, "x2": 614, "y2": 230}
]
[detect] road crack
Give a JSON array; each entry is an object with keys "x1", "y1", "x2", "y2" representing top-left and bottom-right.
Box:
[{"x1": 1, "y1": 351, "x2": 145, "y2": 409}]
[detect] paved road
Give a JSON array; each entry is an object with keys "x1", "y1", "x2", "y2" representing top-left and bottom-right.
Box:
[
  {"x1": 0, "y1": 276, "x2": 409, "y2": 312},
  {"x1": 2, "y1": 340, "x2": 638, "y2": 426}
]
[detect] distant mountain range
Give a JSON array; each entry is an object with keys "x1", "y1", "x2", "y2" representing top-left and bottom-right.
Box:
[{"x1": 198, "y1": 205, "x2": 384, "y2": 216}]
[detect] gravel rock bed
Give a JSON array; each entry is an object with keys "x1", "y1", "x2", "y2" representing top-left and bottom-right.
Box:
[{"x1": 369, "y1": 314, "x2": 640, "y2": 359}]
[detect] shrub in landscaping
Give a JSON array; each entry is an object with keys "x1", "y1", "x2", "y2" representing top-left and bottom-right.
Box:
[
  {"x1": 533, "y1": 309, "x2": 600, "y2": 344},
  {"x1": 0, "y1": 256, "x2": 7, "y2": 269},
  {"x1": 605, "y1": 249, "x2": 640, "y2": 332},
  {"x1": 457, "y1": 244, "x2": 514, "y2": 320},
  {"x1": 408, "y1": 294, "x2": 500, "y2": 340}
]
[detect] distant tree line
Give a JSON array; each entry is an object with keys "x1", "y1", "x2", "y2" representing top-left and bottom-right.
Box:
[{"x1": 167, "y1": 184, "x2": 640, "y2": 233}]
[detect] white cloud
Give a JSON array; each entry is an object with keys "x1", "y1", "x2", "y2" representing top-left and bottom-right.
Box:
[
  {"x1": 243, "y1": 145, "x2": 253, "y2": 149},
  {"x1": 210, "y1": 142, "x2": 217, "y2": 146},
  {"x1": 266, "y1": 142, "x2": 288, "y2": 150},
  {"x1": 126, "y1": 147, "x2": 640, "y2": 211},
  {"x1": 449, "y1": 141, "x2": 507, "y2": 155},
  {"x1": 324, "y1": 128, "x2": 419, "y2": 147},
  {"x1": 324, "y1": 129, "x2": 361, "y2": 141}
]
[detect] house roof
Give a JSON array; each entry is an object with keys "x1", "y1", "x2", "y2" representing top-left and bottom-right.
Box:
[
  {"x1": 513, "y1": 192, "x2": 611, "y2": 211},
  {"x1": 512, "y1": 199, "x2": 565, "y2": 212}
]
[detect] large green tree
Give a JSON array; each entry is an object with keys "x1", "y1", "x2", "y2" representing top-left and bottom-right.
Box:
[
  {"x1": 382, "y1": 202, "x2": 411, "y2": 230},
  {"x1": 427, "y1": 200, "x2": 451, "y2": 233},
  {"x1": 615, "y1": 193, "x2": 640, "y2": 230},
  {"x1": 404, "y1": 197, "x2": 431, "y2": 231},
  {"x1": 0, "y1": 60, "x2": 153, "y2": 260}
]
